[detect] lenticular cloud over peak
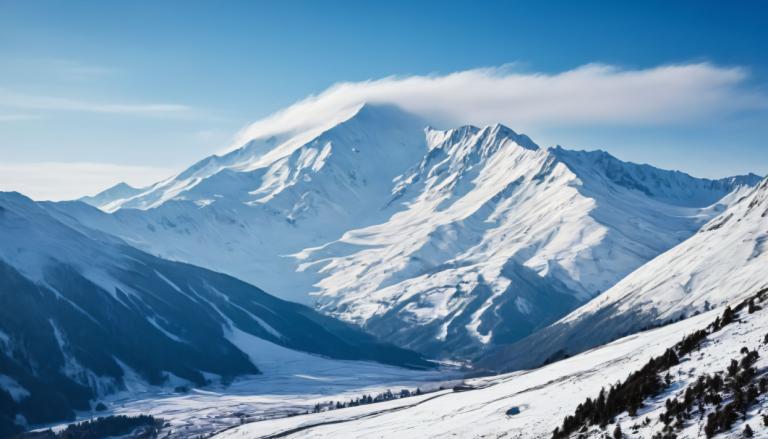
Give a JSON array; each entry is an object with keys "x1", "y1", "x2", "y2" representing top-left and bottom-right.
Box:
[{"x1": 233, "y1": 63, "x2": 765, "y2": 148}]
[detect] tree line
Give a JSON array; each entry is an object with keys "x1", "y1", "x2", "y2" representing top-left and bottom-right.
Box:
[
  {"x1": 312, "y1": 388, "x2": 423, "y2": 413},
  {"x1": 552, "y1": 287, "x2": 767, "y2": 439}
]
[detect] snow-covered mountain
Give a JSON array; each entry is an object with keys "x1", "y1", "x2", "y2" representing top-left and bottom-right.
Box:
[
  {"x1": 0, "y1": 191, "x2": 430, "y2": 436},
  {"x1": 62, "y1": 103, "x2": 760, "y2": 358},
  {"x1": 78, "y1": 182, "x2": 145, "y2": 208},
  {"x1": 481, "y1": 176, "x2": 768, "y2": 372},
  {"x1": 64, "y1": 104, "x2": 428, "y2": 305}
]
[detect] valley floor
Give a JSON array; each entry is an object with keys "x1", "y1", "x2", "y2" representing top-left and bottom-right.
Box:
[
  {"x1": 43, "y1": 338, "x2": 454, "y2": 438},
  {"x1": 214, "y1": 305, "x2": 768, "y2": 439}
]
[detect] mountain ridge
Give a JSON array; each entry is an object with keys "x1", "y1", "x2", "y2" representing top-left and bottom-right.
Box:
[
  {"x1": 479, "y1": 175, "x2": 768, "y2": 372},
  {"x1": 57, "y1": 104, "x2": 761, "y2": 358}
]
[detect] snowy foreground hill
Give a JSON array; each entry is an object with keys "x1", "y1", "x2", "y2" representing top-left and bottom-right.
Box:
[
  {"x1": 214, "y1": 290, "x2": 768, "y2": 439},
  {"x1": 0, "y1": 192, "x2": 431, "y2": 437},
  {"x1": 56, "y1": 103, "x2": 760, "y2": 358}
]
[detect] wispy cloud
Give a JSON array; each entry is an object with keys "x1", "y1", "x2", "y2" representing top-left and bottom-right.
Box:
[
  {"x1": 194, "y1": 129, "x2": 218, "y2": 141},
  {"x1": 0, "y1": 114, "x2": 39, "y2": 122},
  {"x1": 0, "y1": 88, "x2": 192, "y2": 116},
  {"x1": 43, "y1": 59, "x2": 117, "y2": 80},
  {"x1": 0, "y1": 162, "x2": 174, "y2": 201},
  {"x1": 234, "y1": 63, "x2": 768, "y2": 146},
  {"x1": 0, "y1": 58, "x2": 194, "y2": 117},
  {"x1": 0, "y1": 58, "x2": 117, "y2": 81}
]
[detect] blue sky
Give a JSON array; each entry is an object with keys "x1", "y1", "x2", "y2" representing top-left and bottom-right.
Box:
[{"x1": 1, "y1": 0, "x2": 767, "y2": 199}]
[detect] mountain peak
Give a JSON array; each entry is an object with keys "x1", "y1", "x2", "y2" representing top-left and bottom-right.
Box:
[
  {"x1": 425, "y1": 123, "x2": 539, "y2": 153},
  {"x1": 489, "y1": 123, "x2": 539, "y2": 150},
  {"x1": 79, "y1": 181, "x2": 146, "y2": 210},
  {"x1": 341, "y1": 102, "x2": 426, "y2": 131}
]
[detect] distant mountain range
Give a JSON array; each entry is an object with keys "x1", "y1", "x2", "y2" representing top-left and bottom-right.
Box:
[{"x1": 55, "y1": 103, "x2": 760, "y2": 358}]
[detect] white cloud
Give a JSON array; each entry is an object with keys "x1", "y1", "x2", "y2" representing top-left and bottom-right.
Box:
[
  {"x1": 233, "y1": 63, "x2": 767, "y2": 147},
  {"x1": 0, "y1": 162, "x2": 174, "y2": 201},
  {"x1": 0, "y1": 58, "x2": 117, "y2": 80},
  {"x1": 0, "y1": 114, "x2": 39, "y2": 122},
  {"x1": 194, "y1": 129, "x2": 218, "y2": 141},
  {"x1": 43, "y1": 59, "x2": 117, "y2": 79},
  {"x1": 0, "y1": 88, "x2": 191, "y2": 115}
]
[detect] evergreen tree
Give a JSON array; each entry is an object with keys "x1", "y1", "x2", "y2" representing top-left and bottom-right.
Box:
[{"x1": 720, "y1": 306, "x2": 734, "y2": 327}]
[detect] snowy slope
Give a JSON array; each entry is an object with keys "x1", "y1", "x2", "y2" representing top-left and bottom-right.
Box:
[
  {"x1": 48, "y1": 104, "x2": 428, "y2": 305},
  {"x1": 213, "y1": 296, "x2": 768, "y2": 439},
  {"x1": 49, "y1": 103, "x2": 760, "y2": 358},
  {"x1": 481, "y1": 176, "x2": 768, "y2": 372},
  {"x1": 0, "y1": 191, "x2": 430, "y2": 436},
  {"x1": 301, "y1": 126, "x2": 757, "y2": 356}
]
